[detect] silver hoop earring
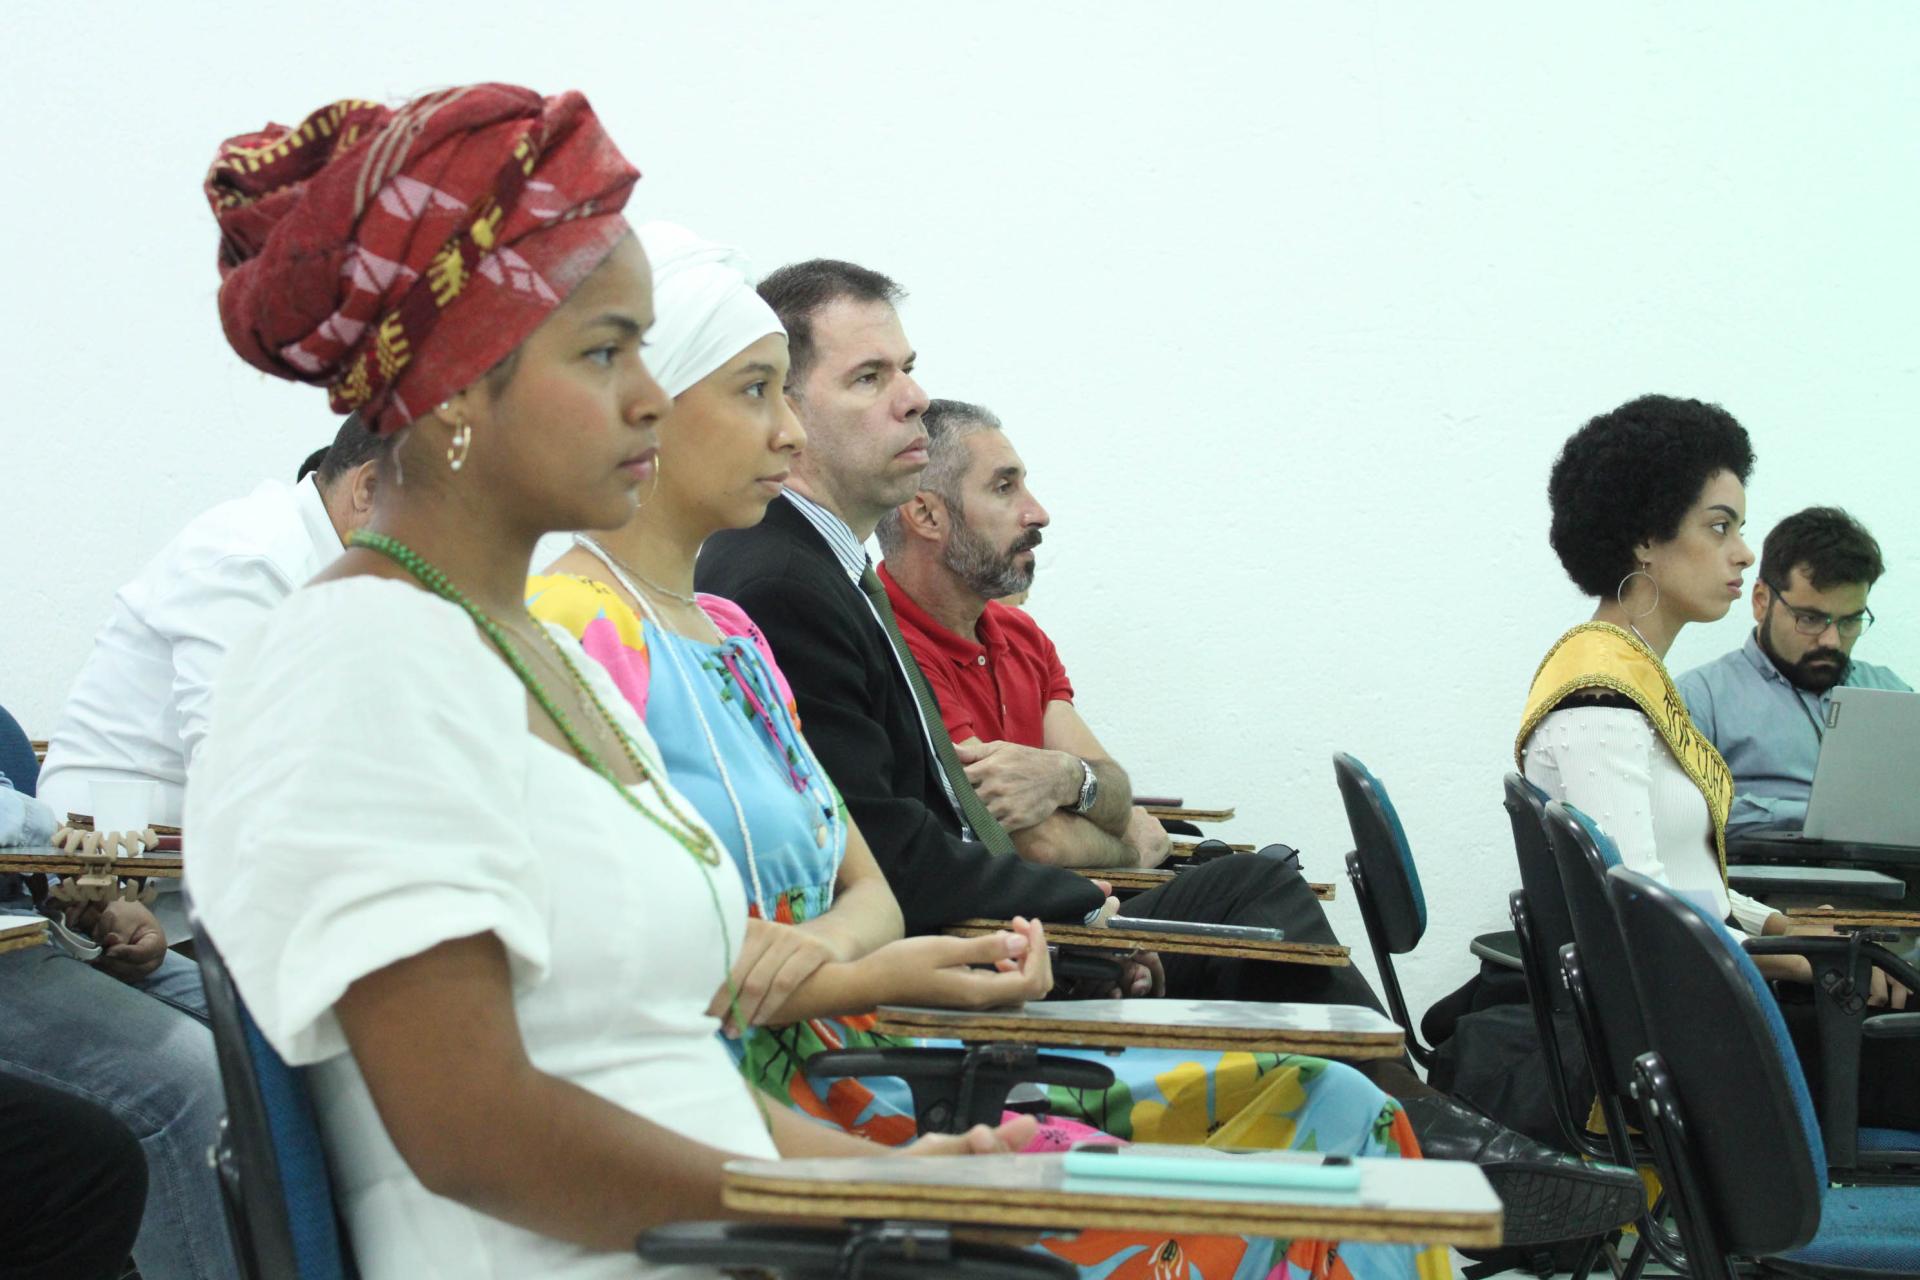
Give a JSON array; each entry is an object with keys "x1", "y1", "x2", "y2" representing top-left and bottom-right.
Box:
[{"x1": 1617, "y1": 568, "x2": 1660, "y2": 620}]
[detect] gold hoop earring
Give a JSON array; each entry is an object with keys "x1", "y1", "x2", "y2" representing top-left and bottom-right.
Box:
[{"x1": 1616, "y1": 567, "x2": 1660, "y2": 620}]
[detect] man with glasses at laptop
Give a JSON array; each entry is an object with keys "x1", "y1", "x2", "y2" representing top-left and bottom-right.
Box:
[{"x1": 1678, "y1": 506, "x2": 1911, "y2": 838}]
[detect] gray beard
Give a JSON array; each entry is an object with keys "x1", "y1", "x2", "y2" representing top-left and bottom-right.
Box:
[{"x1": 943, "y1": 522, "x2": 1036, "y2": 600}]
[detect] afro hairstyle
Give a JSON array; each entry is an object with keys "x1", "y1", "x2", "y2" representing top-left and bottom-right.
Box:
[{"x1": 1548, "y1": 394, "x2": 1754, "y2": 597}]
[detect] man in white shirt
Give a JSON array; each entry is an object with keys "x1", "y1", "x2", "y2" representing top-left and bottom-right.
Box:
[
  {"x1": 40, "y1": 417, "x2": 382, "y2": 944},
  {"x1": 39, "y1": 416, "x2": 383, "y2": 829}
]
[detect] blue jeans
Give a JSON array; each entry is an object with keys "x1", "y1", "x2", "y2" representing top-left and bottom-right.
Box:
[{"x1": 0, "y1": 940, "x2": 238, "y2": 1280}]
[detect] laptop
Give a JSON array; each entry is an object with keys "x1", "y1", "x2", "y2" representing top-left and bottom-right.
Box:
[{"x1": 1799, "y1": 686, "x2": 1920, "y2": 848}]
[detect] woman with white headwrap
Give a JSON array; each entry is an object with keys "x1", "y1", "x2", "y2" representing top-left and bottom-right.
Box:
[
  {"x1": 533, "y1": 222, "x2": 1056, "y2": 1088},
  {"x1": 530, "y1": 223, "x2": 1448, "y2": 1280}
]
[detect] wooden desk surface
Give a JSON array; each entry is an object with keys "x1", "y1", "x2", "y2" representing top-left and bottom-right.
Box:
[
  {"x1": 1146, "y1": 806, "x2": 1237, "y2": 825},
  {"x1": 873, "y1": 998, "x2": 1405, "y2": 1059},
  {"x1": 723, "y1": 1150, "x2": 1502, "y2": 1247},
  {"x1": 0, "y1": 846, "x2": 184, "y2": 879},
  {"x1": 1786, "y1": 907, "x2": 1920, "y2": 929},
  {"x1": 949, "y1": 919, "x2": 1348, "y2": 967},
  {"x1": 0, "y1": 919, "x2": 49, "y2": 957},
  {"x1": 1077, "y1": 865, "x2": 1335, "y2": 901}
]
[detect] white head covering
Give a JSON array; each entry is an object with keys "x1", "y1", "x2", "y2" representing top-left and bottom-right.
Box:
[{"x1": 638, "y1": 221, "x2": 785, "y2": 399}]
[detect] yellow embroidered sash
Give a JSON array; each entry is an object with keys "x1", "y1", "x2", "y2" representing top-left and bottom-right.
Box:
[{"x1": 1516, "y1": 621, "x2": 1734, "y2": 874}]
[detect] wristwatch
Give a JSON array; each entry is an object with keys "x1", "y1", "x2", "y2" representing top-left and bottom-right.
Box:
[{"x1": 1071, "y1": 757, "x2": 1099, "y2": 815}]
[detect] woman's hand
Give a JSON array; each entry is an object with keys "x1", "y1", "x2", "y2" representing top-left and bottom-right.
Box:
[
  {"x1": 857, "y1": 916, "x2": 1054, "y2": 1010},
  {"x1": 898, "y1": 1113, "x2": 1039, "y2": 1156},
  {"x1": 709, "y1": 918, "x2": 840, "y2": 1034},
  {"x1": 1870, "y1": 967, "x2": 1911, "y2": 1009}
]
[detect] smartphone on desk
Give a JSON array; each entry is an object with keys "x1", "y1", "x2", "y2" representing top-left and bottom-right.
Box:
[{"x1": 1105, "y1": 917, "x2": 1286, "y2": 942}]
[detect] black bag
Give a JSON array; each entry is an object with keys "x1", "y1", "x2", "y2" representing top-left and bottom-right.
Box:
[{"x1": 1426, "y1": 965, "x2": 1604, "y2": 1274}]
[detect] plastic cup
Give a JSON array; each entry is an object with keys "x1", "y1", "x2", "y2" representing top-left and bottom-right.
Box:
[{"x1": 89, "y1": 779, "x2": 155, "y2": 840}]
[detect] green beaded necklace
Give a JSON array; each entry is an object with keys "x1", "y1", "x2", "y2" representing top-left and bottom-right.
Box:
[{"x1": 352, "y1": 530, "x2": 719, "y2": 863}]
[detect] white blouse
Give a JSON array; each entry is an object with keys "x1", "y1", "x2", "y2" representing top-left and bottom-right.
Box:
[
  {"x1": 186, "y1": 577, "x2": 775, "y2": 1280},
  {"x1": 41, "y1": 476, "x2": 342, "y2": 826},
  {"x1": 1523, "y1": 706, "x2": 1776, "y2": 936}
]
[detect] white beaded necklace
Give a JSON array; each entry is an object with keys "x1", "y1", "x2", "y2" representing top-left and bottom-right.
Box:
[{"x1": 575, "y1": 534, "x2": 843, "y2": 918}]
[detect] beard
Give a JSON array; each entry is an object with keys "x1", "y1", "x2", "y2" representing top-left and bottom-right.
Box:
[
  {"x1": 943, "y1": 522, "x2": 1042, "y2": 600},
  {"x1": 1758, "y1": 623, "x2": 1851, "y2": 693}
]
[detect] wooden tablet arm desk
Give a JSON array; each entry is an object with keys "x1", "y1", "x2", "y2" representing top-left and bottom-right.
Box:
[{"x1": 0, "y1": 846, "x2": 182, "y2": 906}]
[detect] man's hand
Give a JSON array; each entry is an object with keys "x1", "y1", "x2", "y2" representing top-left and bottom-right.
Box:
[
  {"x1": 51, "y1": 825, "x2": 157, "y2": 858},
  {"x1": 1121, "y1": 807, "x2": 1171, "y2": 870},
  {"x1": 1121, "y1": 950, "x2": 1166, "y2": 998},
  {"x1": 956, "y1": 740, "x2": 1080, "y2": 833},
  {"x1": 86, "y1": 900, "x2": 167, "y2": 983},
  {"x1": 709, "y1": 918, "x2": 840, "y2": 1034}
]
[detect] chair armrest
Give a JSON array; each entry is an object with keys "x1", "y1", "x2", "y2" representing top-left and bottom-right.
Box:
[
  {"x1": 1740, "y1": 934, "x2": 1920, "y2": 1168},
  {"x1": 637, "y1": 1220, "x2": 1073, "y2": 1278},
  {"x1": 1863, "y1": 1012, "x2": 1920, "y2": 1041},
  {"x1": 1051, "y1": 949, "x2": 1127, "y2": 996},
  {"x1": 805, "y1": 1043, "x2": 1115, "y2": 1135},
  {"x1": 1744, "y1": 936, "x2": 1920, "y2": 993}
]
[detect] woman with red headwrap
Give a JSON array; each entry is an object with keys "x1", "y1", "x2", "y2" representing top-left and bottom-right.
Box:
[{"x1": 184, "y1": 85, "x2": 1043, "y2": 1279}]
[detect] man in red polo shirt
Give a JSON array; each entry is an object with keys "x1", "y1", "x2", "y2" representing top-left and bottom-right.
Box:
[{"x1": 875, "y1": 399, "x2": 1171, "y2": 869}]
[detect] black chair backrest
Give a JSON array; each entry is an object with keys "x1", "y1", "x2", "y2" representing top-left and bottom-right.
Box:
[
  {"x1": 1607, "y1": 866, "x2": 1825, "y2": 1260},
  {"x1": 1333, "y1": 752, "x2": 1425, "y2": 954},
  {"x1": 0, "y1": 703, "x2": 38, "y2": 796},
  {"x1": 1501, "y1": 773, "x2": 1575, "y2": 1014},
  {"x1": 193, "y1": 911, "x2": 354, "y2": 1280},
  {"x1": 1541, "y1": 800, "x2": 1650, "y2": 1096}
]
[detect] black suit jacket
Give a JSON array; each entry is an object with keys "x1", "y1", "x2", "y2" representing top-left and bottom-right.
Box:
[{"x1": 697, "y1": 497, "x2": 1105, "y2": 934}]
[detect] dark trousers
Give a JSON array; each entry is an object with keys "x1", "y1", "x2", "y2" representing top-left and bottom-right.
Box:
[
  {"x1": 1121, "y1": 852, "x2": 1390, "y2": 1017},
  {"x1": 0, "y1": 1069, "x2": 147, "y2": 1280}
]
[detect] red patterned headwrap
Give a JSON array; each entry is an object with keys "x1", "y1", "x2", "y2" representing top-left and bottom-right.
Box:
[{"x1": 208, "y1": 84, "x2": 639, "y2": 434}]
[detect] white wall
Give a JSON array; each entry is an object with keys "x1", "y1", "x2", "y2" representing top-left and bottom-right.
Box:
[{"x1": 4, "y1": 1, "x2": 1915, "y2": 1022}]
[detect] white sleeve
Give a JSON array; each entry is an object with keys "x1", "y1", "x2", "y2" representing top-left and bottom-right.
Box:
[
  {"x1": 146, "y1": 555, "x2": 302, "y2": 770},
  {"x1": 1728, "y1": 887, "x2": 1780, "y2": 937},
  {"x1": 1530, "y1": 709, "x2": 1674, "y2": 885},
  {"x1": 187, "y1": 582, "x2": 549, "y2": 1066}
]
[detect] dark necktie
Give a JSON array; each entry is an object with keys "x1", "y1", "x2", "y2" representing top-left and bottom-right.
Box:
[{"x1": 857, "y1": 563, "x2": 1018, "y2": 856}]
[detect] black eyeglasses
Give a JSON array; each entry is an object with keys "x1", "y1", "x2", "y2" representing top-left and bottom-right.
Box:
[{"x1": 1763, "y1": 578, "x2": 1875, "y2": 639}]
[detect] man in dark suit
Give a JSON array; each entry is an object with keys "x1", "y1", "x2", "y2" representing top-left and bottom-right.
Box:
[{"x1": 695, "y1": 259, "x2": 1642, "y2": 1243}]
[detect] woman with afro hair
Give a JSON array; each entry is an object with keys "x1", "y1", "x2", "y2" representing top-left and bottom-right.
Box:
[
  {"x1": 1517, "y1": 394, "x2": 1781, "y2": 934},
  {"x1": 1513, "y1": 393, "x2": 1919, "y2": 1129}
]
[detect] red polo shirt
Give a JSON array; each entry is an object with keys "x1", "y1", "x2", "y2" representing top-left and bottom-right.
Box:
[{"x1": 878, "y1": 562, "x2": 1073, "y2": 748}]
